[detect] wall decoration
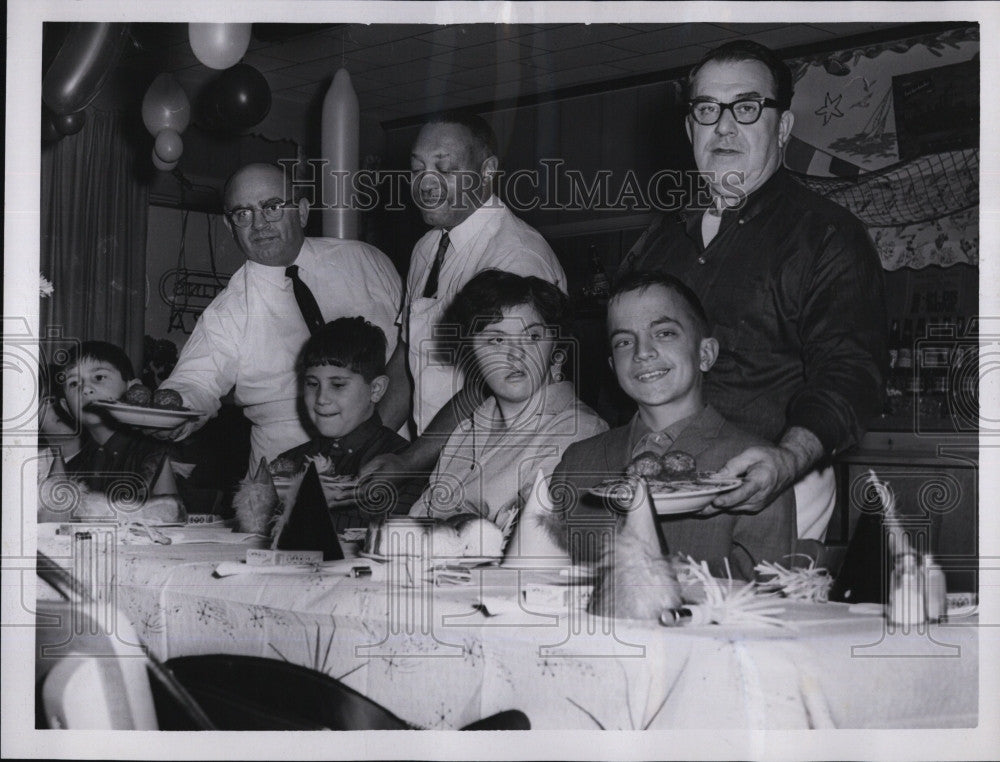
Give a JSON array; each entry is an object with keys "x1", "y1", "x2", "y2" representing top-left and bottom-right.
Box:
[
  {"x1": 784, "y1": 27, "x2": 979, "y2": 270},
  {"x1": 893, "y1": 59, "x2": 979, "y2": 161},
  {"x1": 788, "y1": 26, "x2": 978, "y2": 172},
  {"x1": 871, "y1": 207, "x2": 978, "y2": 271}
]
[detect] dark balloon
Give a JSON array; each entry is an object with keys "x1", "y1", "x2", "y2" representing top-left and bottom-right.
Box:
[
  {"x1": 54, "y1": 110, "x2": 87, "y2": 136},
  {"x1": 41, "y1": 108, "x2": 64, "y2": 144},
  {"x1": 214, "y1": 63, "x2": 271, "y2": 129},
  {"x1": 42, "y1": 22, "x2": 129, "y2": 116}
]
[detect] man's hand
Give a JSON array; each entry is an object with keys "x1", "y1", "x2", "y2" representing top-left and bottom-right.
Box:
[
  {"x1": 712, "y1": 426, "x2": 824, "y2": 513},
  {"x1": 358, "y1": 452, "x2": 425, "y2": 482},
  {"x1": 711, "y1": 444, "x2": 799, "y2": 512},
  {"x1": 322, "y1": 481, "x2": 358, "y2": 510}
]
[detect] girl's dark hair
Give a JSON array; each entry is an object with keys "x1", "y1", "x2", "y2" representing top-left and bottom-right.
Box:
[
  {"x1": 298, "y1": 317, "x2": 387, "y2": 382},
  {"x1": 443, "y1": 269, "x2": 570, "y2": 342},
  {"x1": 440, "y1": 269, "x2": 573, "y2": 376}
]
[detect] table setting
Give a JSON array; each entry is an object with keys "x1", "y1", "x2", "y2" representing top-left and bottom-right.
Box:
[{"x1": 35, "y1": 469, "x2": 981, "y2": 731}]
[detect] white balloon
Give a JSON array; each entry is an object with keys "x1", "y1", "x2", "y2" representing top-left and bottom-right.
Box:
[
  {"x1": 321, "y1": 69, "x2": 360, "y2": 240},
  {"x1": 188, "y1": 23, "x2": 251, "y2": 70}
]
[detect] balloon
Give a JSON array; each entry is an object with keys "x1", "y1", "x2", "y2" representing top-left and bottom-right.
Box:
[
  {"x1": 151, "y1": 148, "x2": 178, "y2": 172},
  {"x1": 214, "y1": 64, "x2": 271, "y2": 129},
  {"x1": 321, "y1": 68, "x2": 360, "y2": 239},
  {"x1": 142, "y1": 73, "x2": 191, "y2": 136},
  {"x1": 188, "y1": 23, "x2": 251, "y2": 70},
  {"x1": 43, "y1": 23, "x2": 128, "y2": 116},
  {"x1": 154, "y1": 128, "x2": 183, "y2": 162},
  {"x1": 41, "y1": 108, "x2": 64, "y2": 144},
  {"x1": 54, "y1": 110, "x2": 86, "y2": 136}
]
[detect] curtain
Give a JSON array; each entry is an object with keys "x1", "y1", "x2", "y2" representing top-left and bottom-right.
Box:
[{"x1": 41, "y1": 107, "x2": 148, "y2": 369}]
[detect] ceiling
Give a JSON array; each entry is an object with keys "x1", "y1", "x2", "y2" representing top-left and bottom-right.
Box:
[{"x1": 119, "y1": 21, "x2": 928, "y2": 129}]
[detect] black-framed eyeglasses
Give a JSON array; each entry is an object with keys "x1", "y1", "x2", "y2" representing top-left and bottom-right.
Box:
[
  {"x1": 224, "y1": 199, "x2": 293, "y2": 228},
  {"x1": 687, "y1": 98, "x2": 783, "y2": 126}
]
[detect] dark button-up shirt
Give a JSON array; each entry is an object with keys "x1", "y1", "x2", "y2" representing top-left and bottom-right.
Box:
[
  {"x1": 274, "y1": 411, "x2": 408, "y2": 477},
  {"x1": 620, "y1": 169, "x2": 887, "y2": 455},
  {"x1": 67, "y1": 429, "x2": 176, "y2": 494}
]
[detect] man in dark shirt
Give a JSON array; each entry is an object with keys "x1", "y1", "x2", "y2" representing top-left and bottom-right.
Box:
[{"x1": 620, "y1": 40, "x2": 886, "y2": 540}]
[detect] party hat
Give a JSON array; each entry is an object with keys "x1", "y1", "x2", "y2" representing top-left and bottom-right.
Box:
[{"x1": 501, "y1": 470, "x2": 572, "y2": 568}]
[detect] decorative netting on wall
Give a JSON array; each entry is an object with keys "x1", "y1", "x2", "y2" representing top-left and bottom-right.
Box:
[{"x1": 787, "y1": 148, "x2": 978, "y2": 227}]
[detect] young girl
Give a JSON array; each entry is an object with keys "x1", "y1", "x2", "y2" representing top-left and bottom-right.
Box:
[{"x1": 409, "y1": 270, "x2": 607, "y2": 529}]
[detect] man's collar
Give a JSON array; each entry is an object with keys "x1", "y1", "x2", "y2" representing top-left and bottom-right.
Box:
[
  {"x1": 681, "y1": 167, "x2": 787, "y2": 224},
  {"x1": 243, "y1": 239, "x2": 310, "y2": 285},
  {"x1": 445, "y1": 196, "x2": 504, "y2": 251}
]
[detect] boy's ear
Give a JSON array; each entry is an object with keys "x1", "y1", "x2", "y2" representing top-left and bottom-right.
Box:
[
  {"x1": 126, "y1": 379, "x2": 143, "y2": 390},
  {"x1": 698, "y1": 337, "x2": 719, "y2": 372},
  {"x1": 369, "y1": 375, "x2": 390, "y2": 404}
]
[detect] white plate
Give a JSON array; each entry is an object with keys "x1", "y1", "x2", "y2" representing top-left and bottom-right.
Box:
[
  {"x1": 90, "y1": 401, "x2": 201, "y2": 429},
  {"x1": 589, "y1": 477, "x2": 742, "y2": 516}
]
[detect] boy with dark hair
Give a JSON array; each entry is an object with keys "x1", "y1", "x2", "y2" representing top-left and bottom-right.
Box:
[
  {"x1": 268, "y1": 318, "x2": 411, "y2": 523},
  {"x1": 50, "y1": 340, "x2": 183, "y2": 520},
  {"x1": 551, "y1": 273, "x2": 796, "y2": 580}
]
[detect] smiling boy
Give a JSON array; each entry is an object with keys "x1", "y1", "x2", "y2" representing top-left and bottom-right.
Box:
[
  {"x1": 268, "y1": 318, "x2": 411, "y2": 523},
  {"x1": 551, "y1": 272, "x2": 795, "y2": 579}
]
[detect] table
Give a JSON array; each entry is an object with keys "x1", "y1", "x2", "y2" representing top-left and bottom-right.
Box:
[{"x1": 36, "y1": 525, "x2": 980, "y2": 730}]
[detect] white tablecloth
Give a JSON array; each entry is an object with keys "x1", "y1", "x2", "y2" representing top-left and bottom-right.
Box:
[{"x1": 37, "y1": 525, "x2": 979, "y2": 730}]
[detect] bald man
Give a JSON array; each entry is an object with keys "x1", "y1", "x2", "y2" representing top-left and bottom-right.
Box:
[{"x1": 157, "y1": 163, "x2": 405, "y2": 467}]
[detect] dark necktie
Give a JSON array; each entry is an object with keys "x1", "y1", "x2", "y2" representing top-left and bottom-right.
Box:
[
  {"x1": 285, "y1": 265, "x2": 325, "y2": 335},
  {"x1": 422, "y1": 230, "x2": 450, "y2": 298}
]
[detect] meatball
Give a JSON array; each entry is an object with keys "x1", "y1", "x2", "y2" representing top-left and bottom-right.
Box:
[
  {"x1": 626, "y1": 451, "x2": 664, "y2": 479},
  {"x1": 659, "y1": 451, "x2": 697, "y2": 480},
  {"x1": 122, "y1": 384, "x2": 153, "y2": 406},
  {"x1": 152, "y1": 388, "x2": 185, "y2": 410}
]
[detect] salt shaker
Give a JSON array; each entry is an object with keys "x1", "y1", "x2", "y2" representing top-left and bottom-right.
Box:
[
  {"x1": 923, "y1": 554, "x2": 948, "y2": 623},
  {"x1": 887, "y1": 551, "x2": 925, "y2": 626}
]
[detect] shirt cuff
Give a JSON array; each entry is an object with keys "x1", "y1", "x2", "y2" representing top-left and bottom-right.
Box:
[{"x1": 785, "y1": 395, "x2": 859, "y2": 456}]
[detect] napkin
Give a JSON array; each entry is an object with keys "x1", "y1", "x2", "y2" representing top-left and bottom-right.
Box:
[
  {"x1": 213, "y1": 558, "x2": 383, "y2": 579},
  {"x1": 121, "y1": 524, "x2": 266, "y2": 546}
]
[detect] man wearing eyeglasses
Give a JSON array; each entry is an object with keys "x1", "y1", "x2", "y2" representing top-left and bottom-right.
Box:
[
  {"x1": 621, "y1": 40, "x2": 886, "y2": 542},
  {"x1": 155, "y1": 162, "x2": 403, "y2": 468}
]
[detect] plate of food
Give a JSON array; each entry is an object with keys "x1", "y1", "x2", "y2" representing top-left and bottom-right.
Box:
[
  {"x1": 588, "y1": 450, "x2": 741, "y2": 515},
  {"x1": 90, "y1": 388, "x2": 201, "y2": 429}
]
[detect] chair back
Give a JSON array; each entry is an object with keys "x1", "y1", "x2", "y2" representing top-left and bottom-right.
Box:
[{"x1": 36, "y1": 598, "x2": 158, "y2": 729}]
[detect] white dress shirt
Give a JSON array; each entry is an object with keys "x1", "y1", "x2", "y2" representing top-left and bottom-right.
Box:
[
  {"x1": 401, "y1": 198, "x2": 566, "y2": 433},
  {"x1": 161, "y1": 237, "x2": 402, "y2": 466}
]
